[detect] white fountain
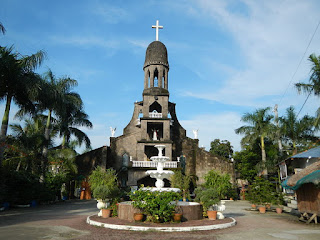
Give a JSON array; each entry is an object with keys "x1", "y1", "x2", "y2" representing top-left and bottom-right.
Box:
[
  {"x1": 118, "y1": 144, "x2": 204, "y2": 220},
  {"x1": 142, "y1": 145, "x2": 180, "y2": 192}
]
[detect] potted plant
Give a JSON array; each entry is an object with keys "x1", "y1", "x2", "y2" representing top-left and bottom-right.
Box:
[
  {"x1": 248, "y1": 177, "x2": 276, "y2": 214},
  {"x1": 195, "y1": 170, "x2": 232, "y2": 220},
  {"x1": 89, "y1": 167, "x2": 120, "y2": 217},
  {"x1": 195, "y1": 187, "x2": 220, "y2": 220},
  {"x1": 273, "y1": 192, "x2": 284, "y2": 214},
  {"x1": 101, "y1": 205, "x2": 112, "y2": 218},
  {"x1": 130, "y1": 189, "x2": 180, "y2": 223},
  {"x1": 133, "y1": 208, "x2": 144, "y2": 222},
  {"x1": 246, "y1": 187, "x2": 258, "y2": 209},
  {"x1": 173, "y1": 204, "x2": 183, "y2": 222}
]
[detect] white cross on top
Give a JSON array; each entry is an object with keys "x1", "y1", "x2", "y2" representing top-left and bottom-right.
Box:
[{"x1": 152, "y1": 20, "x2": 163, "y2": 41}]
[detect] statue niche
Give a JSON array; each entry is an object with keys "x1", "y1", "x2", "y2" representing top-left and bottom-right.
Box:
[{"x1": 149, "y1": 101, "x2": 162, "y2": 113}]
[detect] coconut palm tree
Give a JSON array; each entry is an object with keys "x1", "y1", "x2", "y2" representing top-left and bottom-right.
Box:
[
  {"x1": 8, "y1": 117, "x2": 47, "y2": 173},
  {"x1": 38, "y1": 69, "x2": 79, "y2": 176},
  {"x1": 0, "y1": 22, "x2": 6, "y2": 35},
  {"x1": 279, "y1": 106, "x2": 316, "y2": 154},
  {"x1": 235, "y1": 107, "x2": 275, "y2": 177},
  {"x1": 57, "y1": 107, "x2": 92, "y2": 149},
  {"x1": 296, "y1": 53, "x2": 320, "y2": 126},
  {"x1": 0, "y1": 46, "x2": 46, "y2": 168}
]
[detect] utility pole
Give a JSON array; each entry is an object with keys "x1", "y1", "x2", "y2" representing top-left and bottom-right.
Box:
[{"x1": 273, "y1": 104, "x2": 283, "y2": 151}]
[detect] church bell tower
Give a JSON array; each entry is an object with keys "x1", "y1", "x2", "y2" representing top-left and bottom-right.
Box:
[{"x1": 111, "y1": 20, "x2": 187, "y2": 186}]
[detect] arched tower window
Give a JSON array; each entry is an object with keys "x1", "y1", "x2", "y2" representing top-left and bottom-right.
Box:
[
  {"x1": 147, "y1": 70, "x2": 150, "y2": 88},
  {"x1": 162, "y1": 69, "x2": 165, "y2": 88},
  {"x1": 154, "y1": 68, "x2": 159, "y2": 87}
]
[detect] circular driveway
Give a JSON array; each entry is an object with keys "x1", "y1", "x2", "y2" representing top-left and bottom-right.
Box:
[{"x1": 0, "y1": 200, "x2": 319, "y2": 239}]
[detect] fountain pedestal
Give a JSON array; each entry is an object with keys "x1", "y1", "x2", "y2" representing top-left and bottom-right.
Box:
[{"x1": 141, "y1": 145, "x2": 180, "y2": 192}]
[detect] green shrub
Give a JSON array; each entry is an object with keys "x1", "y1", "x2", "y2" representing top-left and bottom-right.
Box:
[
  {"x1": 195, "y1": 187, "x2": 220, "y2": 211},
  {"x1": 248, "y1": 177, "x2": 277, "y2": 205},
  {"x1": 170, "y1": 170, "x2": 191, "y2": 201},
  {"x1": 89, "y1": 167, "x2": 120, "y2": 204},
  {"x1": 130, "y1": 190, "x2": 180, "y2": 222},
  {"x1": 195, "y1": 170, "x2": 233, "y2": 212}
]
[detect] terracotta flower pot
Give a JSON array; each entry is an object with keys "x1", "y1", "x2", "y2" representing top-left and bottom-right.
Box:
[
  {"x1": 276, "y1": 207, "x2": 283, "y2": 214},
  {"x1": 102, "y1": 209, "x2": 112, "y2": 218},
  {"x1": 258, "y1": 206, "x2": 266, "y2": 214},
  {"x1": 207, "y1": 210, "x2": 217, "y2": 220},
  {"x1": 251, "y1": 204, "x2": 257, "y2": 209},
  {"x1": 133, "y1": 213, "x2": 144, "y2": 221},
  {"x1": 173, "y1": 213, "x2": 182, "y2": 222}
]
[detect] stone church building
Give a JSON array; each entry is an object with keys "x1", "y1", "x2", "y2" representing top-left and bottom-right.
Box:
[{"x1": 76, "y1": 23, "x2": 235, "y2": 188}]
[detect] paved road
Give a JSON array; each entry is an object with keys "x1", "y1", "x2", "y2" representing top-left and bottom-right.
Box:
[{"x1": 0, "y1": 200, "x2": 319, "y2": 240}]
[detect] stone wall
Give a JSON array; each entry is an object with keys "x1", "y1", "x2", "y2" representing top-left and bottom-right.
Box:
[
  {"x1": 75, "y1": 146, "x2": 109, "y2": 177},
  {"x1": 181, "y1": 137, "x2": 235, "y2": 185}
]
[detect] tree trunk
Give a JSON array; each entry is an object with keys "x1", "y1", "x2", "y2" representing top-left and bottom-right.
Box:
[
  {"x1": 261, "y1": 136, "x2": 268, "y2": 177},
  {"x1": 292, "y1": 141, "x2": 297, "y2": 155},
  {"x1": 0, "y1": 95, "x2": 12, "y2": 170},
  {"x1": 62, "y1": 135, "x2": 66, "y2": 149},
  {"x1": 41, "y1": 110, "x2": 52, "y2": 180}
]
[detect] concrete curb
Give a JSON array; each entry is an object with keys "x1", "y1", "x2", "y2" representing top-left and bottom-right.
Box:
[{"x1": 86, "y1": 215, "x2": 237, "y2": 232}]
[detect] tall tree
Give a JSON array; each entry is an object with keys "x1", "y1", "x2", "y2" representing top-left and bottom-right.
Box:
[
  {"x1": 9, "y1": 117, "x2": 47, "y2": 173},
  {"x1": 210, "y1": 139, "x2": 233, "y2": 159},
  {"x1": 38, "y1": 69, "x2": 78, "y2": 176},
  {"x1": 296, "y1": 53, "x2": 320, "y2": 126},
  {"x1": 235, "y1": 107, "x2": 275, "y2": 177},
  {"x1": 0, "y1": 46, "x2": 46, "y2": 168},
  {"x1": 279, "y1": 106, "x2": 316, "y2": 154}
]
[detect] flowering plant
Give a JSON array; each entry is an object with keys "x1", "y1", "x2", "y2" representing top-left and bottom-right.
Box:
[{"x1": 130, "y1": 189, "x2": 180, "y2": 222}]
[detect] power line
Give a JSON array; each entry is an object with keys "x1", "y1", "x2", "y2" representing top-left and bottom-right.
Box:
[
  {"x1": 296, "y1": 89, "x2": 312, "y2": 118},
  {"x1": 278, "y1": 19, "x2": 320, "y2": 106}
]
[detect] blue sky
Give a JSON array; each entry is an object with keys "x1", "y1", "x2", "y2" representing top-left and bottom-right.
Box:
[{"x1": 1, "y1": 0, "x2": 320, "y2": 153}]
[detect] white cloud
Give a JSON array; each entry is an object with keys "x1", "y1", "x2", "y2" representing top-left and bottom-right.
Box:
[
  {"x1": 180, "y1": 112, "x2": 243, "y2": 152},
  {"x1": 128, "y1": 39, "x2": 149, "y2": 49},
  {"x1": 93, "y1": 5, "x2": 130, "y2": 24},
  {"x1": 185, "y1": 0, "x2": 320, "y2": 112}
]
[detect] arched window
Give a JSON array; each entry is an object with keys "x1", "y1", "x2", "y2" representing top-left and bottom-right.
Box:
[
  {"x1": 162, "y1": 69, "x2": 165, "y2": 88},
  {"x1": 122, "y1": 153, "x2": 129, "y2": 167},
  {"x1": 147, "y1": 70, "x2": 151, "y2": 88},
  {"x1": 154, "y1": 68, "x2": 159, "y2": 87}
]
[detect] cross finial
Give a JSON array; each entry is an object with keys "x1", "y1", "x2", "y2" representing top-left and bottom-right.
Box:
[{"x1": 152, "y1": 20, "x2": 163, "y2": 41}]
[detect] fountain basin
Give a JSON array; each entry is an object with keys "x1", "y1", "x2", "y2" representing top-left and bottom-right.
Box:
[
  {"x1": 146, "y1": 170, "x2": 174, "y2": 179},
  {"x1": 150, "y1": 156, "x2": 170, "y2": 162},
  {"x1": 118, "y1": 201, "x2": 203, "y2": 221},
  {"x1": 140, "y1": 187, "x2": 180, "y2": 192}
]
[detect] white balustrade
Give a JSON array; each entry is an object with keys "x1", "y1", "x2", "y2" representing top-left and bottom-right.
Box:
[
  {"x1": 149, "y1": 112, "x2": 162, "y2": 118},
  {"x1": 132, "y1": 161, "x2": 177, "y2": 168}
]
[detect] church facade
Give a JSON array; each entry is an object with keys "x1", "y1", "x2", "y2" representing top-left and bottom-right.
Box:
[{"x1": 76, "y1": 23, "x2": 235, "y2": 188}]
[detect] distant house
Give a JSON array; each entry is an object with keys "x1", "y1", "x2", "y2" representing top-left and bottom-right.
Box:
[{"x1": 281, "y1": 146, "x2": 320, "y2": 223}]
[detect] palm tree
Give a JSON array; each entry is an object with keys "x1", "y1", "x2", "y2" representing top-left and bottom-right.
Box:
[
  {"x1": 57, "y1": 107, "x2": 92, "y2": 149},
  {"x1": 279, "y1": 106, "x2": 316, "y2": 154},
  {"x1": 0, "y1": 22, "x2": 6, "y2": 35},
  {"x1": 235, "y1": 107, "x2": 275, "y2": 177},
  {"x1": 44, "y1": 70, "x2": 92, "y2": 149},
  {"x1": 296, "y1": 53, "x2": 320, "y2": 125},
  {"x1": 37, "y1": 69, "x2": 78, "y2": 176},
  {"x1": 0, "y1": 46, "x2": 46, "y2": 168},
  {"x1": 8, "y1": 117, "x2": 47, "y2": 173}
]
